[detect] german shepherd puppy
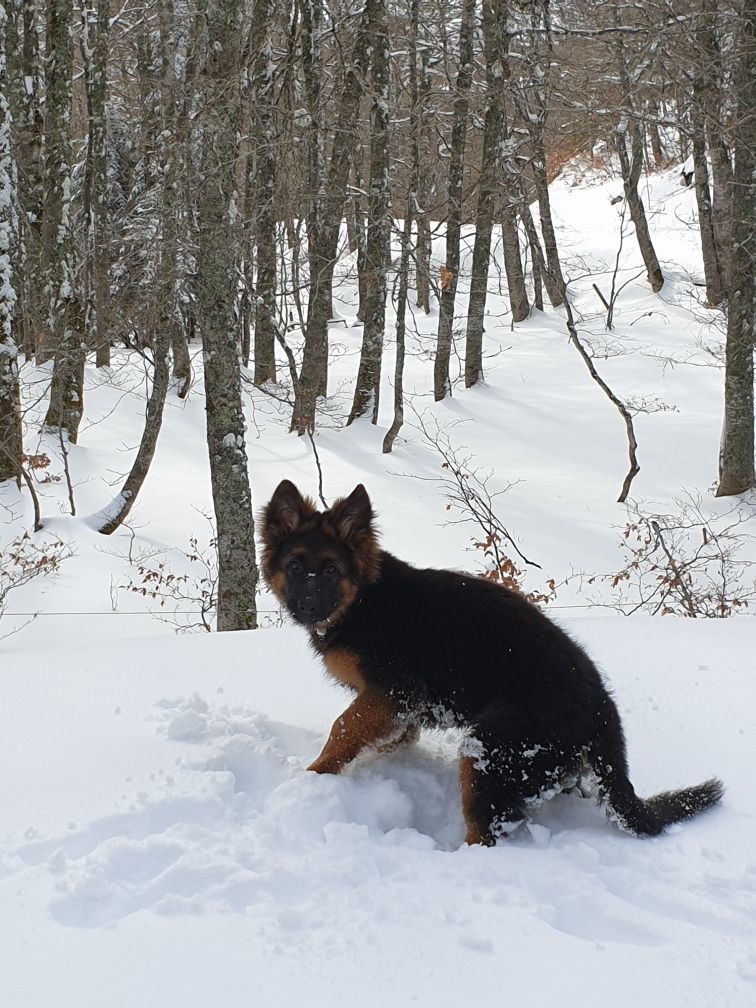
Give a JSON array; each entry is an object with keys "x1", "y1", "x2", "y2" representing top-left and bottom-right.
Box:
[{"x1": 261, "y1": 480, "x2": 723, "y2": 845}]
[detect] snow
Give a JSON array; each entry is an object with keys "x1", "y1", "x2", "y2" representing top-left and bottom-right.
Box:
[
  {"x1": 1, "y1": 624, "x2": 755, "y2": 1007},
  {"x1": 1, "y1": 162, "x2": 755, "y2": 1006}
]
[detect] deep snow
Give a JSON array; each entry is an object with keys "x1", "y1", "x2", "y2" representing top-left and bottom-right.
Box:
[{"x1": 1, "y1": 162, "x2": 754, "y2": 1006}]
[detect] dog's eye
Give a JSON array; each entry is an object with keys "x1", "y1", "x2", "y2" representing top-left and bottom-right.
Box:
[
  {"x1": 287, "y1": 557, "x2": 302, "y2": 574},
  {"x1": 323, "y1": 561, "x2": 339, "y2": 577}
]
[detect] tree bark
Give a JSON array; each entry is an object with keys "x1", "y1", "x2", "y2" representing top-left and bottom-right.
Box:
[
  {"x1": 350, "y1": 152, "x2": 368, "y2": 322},
  {"x1": 383, "y1": 0, "x2": 421, "y2": 453},
  {"x1": 616, "y1": 116, "x2": 664, "y2": 293},
  {"x1": 0, "y1": 3, "x2": 23, "y2": 485},
  {"x1": 81, "y1": 0, "x2": 110, "y2": 367},
  {"x1": 6, "y1": 0, "x2": 44, "y2": 360},
  {"x1": 698, "y1": 0, "x2": 734, "y2": 298},
  {"x1": 716, "y1": 0, "x2": 755, "y2": 496},
  {"x1": 613, "y1": 24, "x2": 664, "y2": 295},
  {"x1": 197, "y1": 0, "x2": 258, "y2": 629},
  {"x1": 500, "y1": 201, "x2": 529, "y2": 321},
  {"x1": 434, "y1": 0, "x2": 476, "y2": 402},
  {"x1": 43, "y1": 0, "x2": 85, "y2": 443},
  {"x1": 690, "y1": 80, "x2": 723, "y2": 306},
  {"x1": 465, "y1": 0, "x2": 512, "y2": 389},
  {"x1": 414, "y1": 47, "x2": 431, "y2": 315},
  {"x1": 292, "y1": 0, "x2": 383, "y2": 434},
  {"x1": 95, "y1": 331, "x2": 169, "y2": 534},
  {"x1": 250, "y1": 0, "x2": 277, "y2": 386},
  {"x1": 349, "y1": 0, "x2": 390, "y2": 424}
]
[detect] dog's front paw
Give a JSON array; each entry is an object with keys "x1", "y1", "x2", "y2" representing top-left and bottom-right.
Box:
[{"x1": 307, "y1": 757, "x2": 340, "y2": 774}]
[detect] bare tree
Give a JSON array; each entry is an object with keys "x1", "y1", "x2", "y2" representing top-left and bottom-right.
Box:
[
  {"x1": 81, "y1": 0, "x2": 111, "y2": 367},
  {"x1": 716, "y1": 0, "x2": 755, "y2": 497},
  {"x1": 612, "y1": 12, "x2": 664, "y2": 293},
  {"x1": 434, "y1": 0, "x2": 476, "y2": 401},
  {"x1": 0, "y1": 1, "x2": 23, "y2": 485},
  {"x1": 6, "y1": 0, "x2": 44, "y2": 360},
  {"x1": 292, "y1": 0, "x2": 384, "y2": 433},
  {"x1": 248, "y1": 0, "x2": 277, "y2": 386},
  {"x1": 349, "y1": 0, "x2": 390, "y2": 424},
  {"x1": 196, "y1": 0, "x2": 259, "y2": 629},
  {"x1": 43, "y1": 0, "x2": 85, "y2": 443},
  {"x1": 464, "y1": 0, "x2": 513, "y2": 389},
  {"x1": 383, "y1": 0, "x2": 421, "y2": 453}
]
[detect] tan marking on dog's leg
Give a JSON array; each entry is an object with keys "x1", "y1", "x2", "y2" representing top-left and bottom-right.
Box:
[
  {"x1": 307, "y1": 689, "x2": 403, "y2": 774},
  {"x1": 322, "y1": 646, "x2": 365, "y2": 692},
  {"x1": 459, "y1": 756, "x2": 494, "y2": 846}
]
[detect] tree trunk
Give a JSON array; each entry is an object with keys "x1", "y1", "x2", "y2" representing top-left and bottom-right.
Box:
[
  {"x1": 197, "y1": 0, "x2": 258, "y2": 630},
  {"x1": 95, "y1": 331, "x2": 169, "y2": 534},
  {"x1": 43, "y1": 0, "x2": 85, "y2": 443},
  {"x1": 616, "y1": 117, "x2": 664, "y2": 293},
  {"x1": 292, "y1": 0, "x2": 383, "y2": 434},
  {"x1": 500, "y1": 201, "x2": 529, "y2": 321},
  {"x1": 613, "y1": 24, "x2": 664, "y2": 295},
  {"x1": 520, "y1": 200, "x2": 547, "y2": 311},
  {"x1": 7, "y1": 0, "x2": 44, "y2": 360},
  {"x1": 716, "y1": 0, "x2": 755, "y2": 496},
  {"x1": 434, "y1": 0, "x2": 475, "y2": 402},
  {"x1": 511, "y1": 2, "x2": 565, "y2": 309},
  {"x1": 0, "y1": 3, "x2": 23, "y2": 485},
  {"x1": 383, "y1": 0, "x2": 421, "y2": 453},
  {"x1": 691, "y1": 81, "x2": 723, "y2": 306},
  {"x1": 250, "y1": 0, "x2": 277, "y2": 386},
  {"x1": 350, "y1": 153, "x2": 368, "y2": 322},
  {"x1": 530, "y1": 135, "x2": 566, "y2": 306},
  {"x1": 349, "y1": 0, "x2": 390, "y2": 424},
  {"x1": 81, "y1": 0, "x2": 110, "y2": 368},
  {"x1": 414, "y1": 47, "x2": 431, "y2": 315},
  {"x1": 465, "y1": 0, "x2": 512, "y2": 389},
  {"x1": 648, "y1": 104, "x2": 665, "y2": 168}
]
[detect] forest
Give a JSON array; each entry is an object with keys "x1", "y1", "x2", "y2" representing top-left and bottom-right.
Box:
[{"x1": 0, "y1": 0, "x2": 753, "y2": 631}]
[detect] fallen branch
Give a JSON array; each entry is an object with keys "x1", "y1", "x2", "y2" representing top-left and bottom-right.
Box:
[{"x1": 563, "y1": 293, "x2": 640, "y2": 502}]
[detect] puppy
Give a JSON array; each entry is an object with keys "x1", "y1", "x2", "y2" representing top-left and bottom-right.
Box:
[{"x1": 261, "y1": 480, "x2": 723, "y2": 844}]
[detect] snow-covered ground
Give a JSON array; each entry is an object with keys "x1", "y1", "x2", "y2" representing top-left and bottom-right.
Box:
[{"x1": 1, "y1": 164, "x2": 754, "y2": 1006}]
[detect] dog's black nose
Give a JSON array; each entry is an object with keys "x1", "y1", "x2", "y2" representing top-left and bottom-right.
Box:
[{"x1": 297, "y1": 596, "x2": 318, "y2": 617}]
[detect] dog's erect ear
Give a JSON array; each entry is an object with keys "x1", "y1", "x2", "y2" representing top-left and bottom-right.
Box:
[
  {"x1": 263, "y1": 480, "x2": 317, "y2": 542},
  {"x1": 328, "y1": 484, "x2": 373, "y2": 544}
]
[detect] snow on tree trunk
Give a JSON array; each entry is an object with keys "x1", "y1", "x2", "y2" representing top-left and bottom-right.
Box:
[
  {"x1": 716, "y1": 0, "x2": 755, "y2": 497},
  {"x1": 43, "y1": 0, "x2": 84, "y2": 444},
  {"x1": 0, "y1": 1, "x2": 23, "y2": 485},
  {"x1": 81, "y1": 0, "x2": 110, "y2": 368},
  {"x1": 6, "y1": 0, "x2": 44, "y2": 360},
  {"x1": 196, "y1": 0, "x2": 258, "y2": 630}
]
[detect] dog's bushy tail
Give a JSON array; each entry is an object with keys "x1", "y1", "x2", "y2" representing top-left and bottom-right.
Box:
[{"x1": 605, "y1": 775, "x2": 724, "y2": 837}]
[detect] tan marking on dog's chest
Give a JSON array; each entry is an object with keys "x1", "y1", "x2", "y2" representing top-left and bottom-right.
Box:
[{"x1": 323, "y1": 647, "x2": 366, "y2": 692}]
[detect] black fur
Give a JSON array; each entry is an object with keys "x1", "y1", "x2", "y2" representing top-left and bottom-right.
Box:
[{"x1": 262, "y1": 481, "x2": 724, "y2": 843}]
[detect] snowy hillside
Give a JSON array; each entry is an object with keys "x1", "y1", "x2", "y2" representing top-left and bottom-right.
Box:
[{"x1": 1, "y1": 165, "x2": 755, "y2": 1007}]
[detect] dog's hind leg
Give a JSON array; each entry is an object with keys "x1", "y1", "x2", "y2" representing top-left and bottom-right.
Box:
[
  {"x1": 459, "y1": 754, "x2": 528, "y2": 845},
  {"x1": 461, "y1": 702, "x2": 586, "y2": 845},
  {"x1": 307, "y1": 689, "x2": 409, "y2": 775}
]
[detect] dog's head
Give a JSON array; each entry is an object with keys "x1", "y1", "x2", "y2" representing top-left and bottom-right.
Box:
[{"x1": 260, "y1": 480, "x2": 380, "y2": 631}]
